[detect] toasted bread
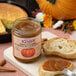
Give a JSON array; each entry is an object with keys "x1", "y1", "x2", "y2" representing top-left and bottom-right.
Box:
[
  {"x1": 0, "y1": 20, "x2": 7, "y2": 34},
  {"x1": 39, "y1": 59, "x2": 73, "y2": 76},
  {"x1": 43, "y1": 37, "x2": 76, "y2": 59}
]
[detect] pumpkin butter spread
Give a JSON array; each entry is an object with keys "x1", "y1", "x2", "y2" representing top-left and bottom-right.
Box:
[
  {"x1": 43, "y1": 59, "x2": 71, "y2": 71},
  {"x1": 12, "y1": 18, "x2": 41, "y2": 62}
]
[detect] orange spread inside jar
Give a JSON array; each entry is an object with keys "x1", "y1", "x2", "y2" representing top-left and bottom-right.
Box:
[
  {"x1": 43, "y1": 59, "x2": 71, "y2": 71},
  {"x1": 12, "y1": 17, "x2": 41, "y2": 62}
]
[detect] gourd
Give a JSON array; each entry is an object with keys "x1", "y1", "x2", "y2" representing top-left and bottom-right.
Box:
[{"x1": 36, "y1": 0, "x2": 76, "y2": 20}]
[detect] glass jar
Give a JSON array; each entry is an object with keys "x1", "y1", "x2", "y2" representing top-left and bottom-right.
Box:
[{"x1": 12, "y1": 17, "x2": 41, "y2": 62}]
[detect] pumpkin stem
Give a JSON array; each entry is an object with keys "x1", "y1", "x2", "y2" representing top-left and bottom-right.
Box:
[{"x1": 47, "y1": 0, "x2": 56, "y2": 4}]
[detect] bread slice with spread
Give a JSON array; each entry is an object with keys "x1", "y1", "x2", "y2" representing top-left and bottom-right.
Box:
[{"x1": 39, "y1": 59, "x2": 73, "y2": 76}]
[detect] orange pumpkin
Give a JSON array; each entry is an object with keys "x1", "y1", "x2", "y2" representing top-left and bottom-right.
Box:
[{"x1": 36, "y1": 0, "x2": 76, "y2": 20}]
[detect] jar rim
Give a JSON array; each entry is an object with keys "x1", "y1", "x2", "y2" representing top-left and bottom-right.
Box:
[{"x1": 12, "y1": 17, "x2": 41, "y2": 37}]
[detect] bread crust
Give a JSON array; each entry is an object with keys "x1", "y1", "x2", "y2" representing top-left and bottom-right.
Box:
[
  {"x1": 43, "y1": 37, "x2": 76, "y2": 59},
  {"x1": 39, "y1": 59, "x2": 73, "y2": 76}
]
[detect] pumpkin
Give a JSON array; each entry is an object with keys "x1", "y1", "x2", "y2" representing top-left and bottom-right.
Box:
[{"x1": 36, "y1": 0, "x2": 76, "y2": 20}]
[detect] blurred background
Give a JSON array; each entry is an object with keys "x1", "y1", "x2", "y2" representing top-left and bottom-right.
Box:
[{"x1": 0, "y1": 0, "x2": 39, "y2": 15}]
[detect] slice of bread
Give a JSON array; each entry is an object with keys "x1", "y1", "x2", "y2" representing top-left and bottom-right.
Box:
[
  {"x1": 0, "y1": 20, "x2": 7, "y2": 34},
  {"x1": 43, "y1": 37, "x2": 76, "y2": 59},
  {"x1": 39, "y1": 59, "x2": 73, "y2": 76}
]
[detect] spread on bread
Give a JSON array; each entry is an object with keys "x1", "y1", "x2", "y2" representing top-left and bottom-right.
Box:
[
  {"x1": 43, "y1": 59, "x2": 72, "y2": 71},
  {"x1": 39, "y1": 59, "x2": 73, "y2": 76},
  {"x1": 55, "y1": 74, "x2": 67, "y2": 76},
  {"x1": 43, "y1": 37, "x2": 76, "y2": 59}
]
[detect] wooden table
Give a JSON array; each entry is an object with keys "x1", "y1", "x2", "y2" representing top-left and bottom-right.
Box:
[{"x1": 0, "y1": 28, "x2": 76, "y2": 76}]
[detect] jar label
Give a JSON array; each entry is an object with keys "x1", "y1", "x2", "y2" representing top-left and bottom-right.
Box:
[{"x1": 12, "y1": 34, "x2": 41, "y2": 59}]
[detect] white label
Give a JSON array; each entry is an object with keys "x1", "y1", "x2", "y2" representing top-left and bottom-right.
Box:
[{"x1": 12, "y1": 34, "x2": 41, "y2": 59}]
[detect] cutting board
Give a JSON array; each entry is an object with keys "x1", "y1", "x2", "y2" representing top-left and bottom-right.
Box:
[{"x1": 4, "y1": 31, "x2": 76, "y2": 76}]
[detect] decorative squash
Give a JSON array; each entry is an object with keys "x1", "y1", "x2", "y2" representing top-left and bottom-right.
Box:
[
  {"x1": 36, "y1": 0, "x2": 76, "y2": 20},
  {"x1": 72, "y1": 20, "x2": 76, "y2": 30}
]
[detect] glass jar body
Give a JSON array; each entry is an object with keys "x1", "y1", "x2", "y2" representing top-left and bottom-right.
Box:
[{"x1": 12, "y1": 17, "x2": 41, "y2": 62}]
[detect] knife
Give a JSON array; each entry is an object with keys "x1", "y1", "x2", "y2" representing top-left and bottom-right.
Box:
[{"x1": 61, "y1": 69, "x2": 76, "y2": 76}]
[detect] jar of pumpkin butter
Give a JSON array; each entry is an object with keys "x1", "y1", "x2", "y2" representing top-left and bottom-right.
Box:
[{"x1": 12, "y1": 17, "x2": 41, "y2": 62}]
